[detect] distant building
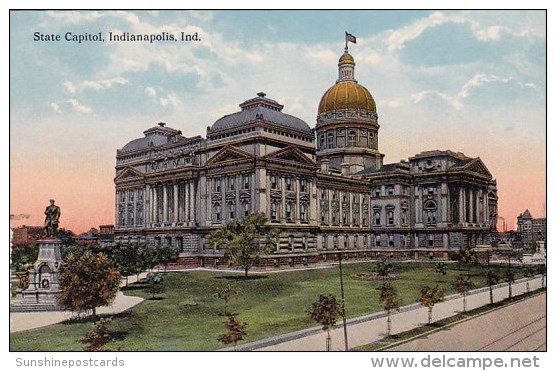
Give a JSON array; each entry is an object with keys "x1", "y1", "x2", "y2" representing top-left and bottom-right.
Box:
[
  {"x1": 516, "y1": 210, "x2": 546, "y2": 247},
  {"x1": 99, "y1": 224, "x2": 115, "y2": 243},
  {"x1": 11, "y1": 225, "x2": 43, "y2": 245}
]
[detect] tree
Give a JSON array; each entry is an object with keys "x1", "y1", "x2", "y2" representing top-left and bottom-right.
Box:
[
  {"x1": 375, "y1": 259, "x2": 393, "y2": 280},
  {"x1": 145, "y1": 272, "x2": 164, "y2": 299},
  {"x1": 156, "y1": 244, "x2": 180, "y2": 272},
  {"x1": 139, "y1": 243, "x2": 158, "y2": 273},
  {"x1": 79, "y1": 319, "x2": 111, "y2": 351},
  {"x1": 111, "y1": 243, "x2": 142, "y2": 286},
  {"x1": 486, "y1": 270, "x2": 500, "y2": 305},
  {"x1": 216, "y1": 283, "x2": 238, "y2": 316},
  {"x1": 206, "y1": 213, "x2": 279, "y2": 277},
  {"x1": 378, "y1": 282, "x2": 400, "y2": 337},
  {"x1": 58, "y1": 250, "x2": 121, "y2": 317},
  {"x1": 10, "y1": 243, "x2": 38, "y2": 272},
  {"x1": 505, "y1": 269, "x2": 515, "y2": 300},
  {"x1": 307, "y1": 294, "x2": 343, "y2": 351},
  {"x1": 435, "y1": 262, "x2": 447, "y2": 278},
  {"x1": 537, "y1": 264, "x2": 546, "y2": 289},
  {"x1": 452, "y1": 275, "x2": 475, "y2": 312},
  {"x1": 218, "y1": 315, "x2": 247, "y2": 350},
  {"x1": 523, "y1": 266, "x2": 536, "y2": 293},
  {"x1": 505, "y1": 250, "x2": 521, "y2": 300},
  {"x1": 455, "y1": 247, "x2": 478, "y2": 273},
  {"x1": 418, "y1": 285, "x2": 445, "y2": 325}
]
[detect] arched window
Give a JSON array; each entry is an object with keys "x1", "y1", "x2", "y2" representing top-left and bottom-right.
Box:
[
  {"x1": 327, "y1": 132, "x2": 334, "y2": 149},
  {"x1": 348, "y1": 130, "x2": 357, "y2": 147},
  {"x1": 320, "y1": 134, "x2": 326, "y2": 150},
  {"x1": 373, "y1": 210, "x2": 381, "y2": 225},
  {"x1": 286, "y1": 202, "x2": 294, "y2": 222},
  {"x1": 300, "y1": 203, "x2": 307, "y2": 222},
  {"x1": 424, "y1": 200, "x2": 438, "y2": 225},
  {"x1": 270, "y1": 201, "x2": 278, "y2": 221},
  {"x1": 387, "y1": 210, "x2": 394, "y2": 225},
  {"x1": 228, "y1": 201, "x2": 235, "y2": 219}
]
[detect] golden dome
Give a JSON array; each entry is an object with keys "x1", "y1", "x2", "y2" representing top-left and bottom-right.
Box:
[
  {"x1": 318, "y1": 81, "x2": 376, "y2": 114},
  {"x1": 338, "y1": 52, "x2": 355, "y2": 65}
]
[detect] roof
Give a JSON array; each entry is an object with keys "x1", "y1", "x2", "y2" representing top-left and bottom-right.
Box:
[
  {"x1": 355, "y1": 163, "x2": 408, "y2": 176},
  {"x1": 210, "y1": 93, "x2": 311, "y2": 133},
  {"x1": 120, "y1": 122, "x2": 182, "y2": 153}
]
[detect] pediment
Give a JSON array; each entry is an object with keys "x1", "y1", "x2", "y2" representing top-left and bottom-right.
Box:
[
  {"x1": 455, "y1": 158, "x2": 492, "y2": 177},
  {"x1": 265, "y1": 146, "x2": 316, "y2": 166},
  {"x1": 115, "y1": 167, "x2": 144, "y2": 181},
  {"x1": 206, "y1": 145, "x2": 254, "y2": 166}
]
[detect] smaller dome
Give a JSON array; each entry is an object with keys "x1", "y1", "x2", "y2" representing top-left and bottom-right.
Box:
[{"x1": 338, "y1": 52, "x2": 355, "y2": 65}]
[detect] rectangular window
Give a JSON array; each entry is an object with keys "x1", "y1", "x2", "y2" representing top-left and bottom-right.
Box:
[
  {"x1": 389, "y1": 235, "x2": 394, "y2": 247},
  {"x1": 228, "y1": 177, "x2": 235, "y2": 191},
  {"x1": 215, "y1": 205, "x2": 221, "y2": 221},
  {"x1": 243, "y1": 203, "x2": 250, "y2": 217},
  {"x1": 428, "y1": 234, "x2": 434, "y2": 247},
  {"x1": 271, "y1": 202, "x2": 278, "y2": 221},
  {"x1": 300, "y1": 178, "x2": 307, "y2": 193},
  {"x1": 374, "y1": 187, "x2": 381, "y2": 197},
  {"x1": 300, "y1": 204, "x2": 307, "y2": 221},
  {"x1": 285, "y1": 177, "x2": 293, "y2": 191},
  {"x1": 215, "y1": 178, "x2": 221, "y2": 193},
  {"x1": 387, "y1": 186, "x2": 394, "y2": 196},
  {"x1": 229, "y1": 204, "x2": 235, "y2": 219},
  {"x1": 242, "y1": 174, "x2": 250, "y2": 189},
  {"x1": 270, "y1": 175, "x2": 278, "y2": 189},
  {"x1": 286, "y1": 203, "x2": 293, "y2": 221}
]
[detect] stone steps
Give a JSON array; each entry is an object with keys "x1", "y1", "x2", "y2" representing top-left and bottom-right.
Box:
[{"x1": 10, "y1": 303, "x2": 64, "y2": 312}]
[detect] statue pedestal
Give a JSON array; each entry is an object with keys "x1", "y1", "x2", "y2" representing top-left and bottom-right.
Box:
[{"x1": 14, "y1": 239, "x2": 64, "y2": 311}]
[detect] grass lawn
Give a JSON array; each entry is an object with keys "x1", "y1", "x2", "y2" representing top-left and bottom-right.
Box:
[{"x1": 10, "y1": 261, "x2": 526, "y2": 351}]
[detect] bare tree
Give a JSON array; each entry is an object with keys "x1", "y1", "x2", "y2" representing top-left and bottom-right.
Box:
[
  {"x1": 378, "y1": 282, "x2": 400, "y2": 337},
  {"x1": 418, "y1": 285, "x2": 445, "y2": 325}
]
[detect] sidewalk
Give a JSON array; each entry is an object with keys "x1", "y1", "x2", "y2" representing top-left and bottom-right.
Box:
[
  {"x1": 230, "y1": 276, "x2": 545, "y2": 351},
  {"x1": 9, "y1": 272, "x2": 149, "y2": 333}
]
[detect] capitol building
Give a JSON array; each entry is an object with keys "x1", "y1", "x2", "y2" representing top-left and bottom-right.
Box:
[{"x1": 114, "y1": 47, "x2": 499, "y2": 266}]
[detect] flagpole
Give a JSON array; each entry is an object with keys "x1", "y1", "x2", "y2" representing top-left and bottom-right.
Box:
[{"x1": 344, "y1": 32, "x2": 348, "y2": 52}]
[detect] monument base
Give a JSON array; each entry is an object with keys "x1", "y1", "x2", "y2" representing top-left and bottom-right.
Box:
[{"x1": 13, "y1": 238, "x2": 65, "y2": 312}]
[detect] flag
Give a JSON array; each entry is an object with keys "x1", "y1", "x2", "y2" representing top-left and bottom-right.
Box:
[{"x1": 346, "y1": 32, "x2": 357, "y2": 44}]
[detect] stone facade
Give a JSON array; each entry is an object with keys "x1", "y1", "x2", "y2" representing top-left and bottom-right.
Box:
[{"x1": 114, "y1": 50, "x2": 498, "y2": 266}]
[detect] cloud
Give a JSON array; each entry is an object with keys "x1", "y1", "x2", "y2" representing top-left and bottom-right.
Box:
[
  {"x1": 159, "y1": 93, "x2": 181, "y2": 108},
  {"x1": 144, "y1": 86, "x2": 157, "y2": 96},
  {"x1": 188, "y1": 11, "x2": 213, "y2": 22},
  {"x1": 63, "y1": 81, "x2": 76, "y2": 93},
  {"x1": 49, "y1": 102, "x2": 62, "y2": 113},
  {"x1": 459, "y1": 74, "x2": 513, "y2": 98},
  {"x1": 67, "y1": 99, "x2": 93, "y2": 114},
  {"x1": 64, "y1": 77, "x2": 129, "y2": 93}
]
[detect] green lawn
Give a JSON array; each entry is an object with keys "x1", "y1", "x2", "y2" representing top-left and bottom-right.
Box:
[{"x1": 10, "y1": 261, "x2": 525, "y2": 351}]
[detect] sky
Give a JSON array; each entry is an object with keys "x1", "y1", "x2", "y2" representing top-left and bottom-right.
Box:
[{"x1": 9, "y1": 10, "x2": 546, "y2": 233}]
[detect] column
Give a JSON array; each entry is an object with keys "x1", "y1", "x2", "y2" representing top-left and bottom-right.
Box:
[
  {"x1": 115, "y1": 190, "x2": 119, "y2": 227},
  {"x1": 145, "y1": 185, "x2": 151, "y2": 225},
  {"x1": 416, "y1": 187, "x2": 422, "y2": 224},
  {"x1": 295, "y1": 177, "x2": 300, "y2": 223},
  {"x1": 189, "y1": 181, "x2": 195, "y2": 223},
  {"x1": 163, "y1": 184, "x2": 168, "y2": 223},
  {"x1": 153, "y1": 186, "x2": 158, "y2": 223},
  {"x1": 173, "y1": 183, "x2": 179, "y2": 223},
  {"x1": 468, "y1": 189, "x2": 474, "y2": 223},
  {"x1": 476, "y1": 189, "x2": 481, "y2": 224},
  {"x1": 483, "y1": 189, "x2": 490, "y2": 223},
  {"x1": 459, "y1": 187, "x2": 465, "y2": 223},
  {"x1": 185, "y1": 182, "x2": 190, "y2": 221}
]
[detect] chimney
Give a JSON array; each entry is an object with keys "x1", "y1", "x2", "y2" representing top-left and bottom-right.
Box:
[{"x1": 320, "y1": 159, "x2": 330, "y2": 173}]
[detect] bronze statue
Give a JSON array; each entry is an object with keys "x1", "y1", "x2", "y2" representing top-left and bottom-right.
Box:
[{"x1": 44, "y1": 199, "x2": 61, "y2": 237}]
